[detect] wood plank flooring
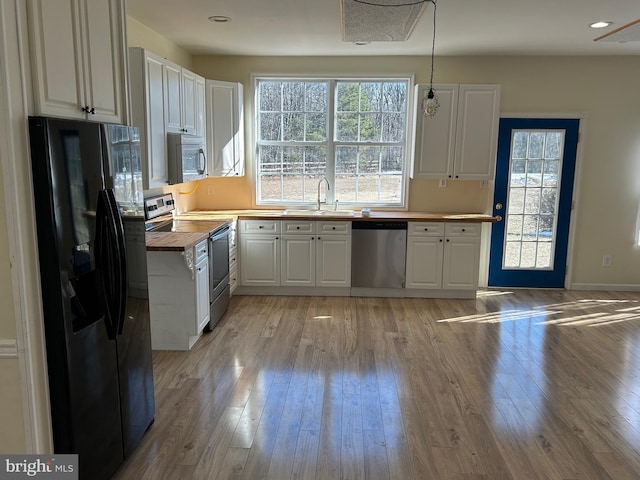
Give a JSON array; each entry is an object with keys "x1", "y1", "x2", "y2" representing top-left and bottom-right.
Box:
[{"x1": 114, "y1": 289, "x2": 640, "y2": 479}]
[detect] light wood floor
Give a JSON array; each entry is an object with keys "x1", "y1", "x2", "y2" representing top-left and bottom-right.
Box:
[{"x1": 115, "y1": 289, "x2": 640, "y2": 479}]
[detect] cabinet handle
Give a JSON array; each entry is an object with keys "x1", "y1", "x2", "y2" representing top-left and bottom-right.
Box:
[{"x1": 82, "y1": 106, "x2": 95, "y2": 114}]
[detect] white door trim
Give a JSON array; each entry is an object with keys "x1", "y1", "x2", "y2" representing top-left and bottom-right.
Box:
[{"x1": 0, "y1": 0, "x2": 53, "y2": 453}]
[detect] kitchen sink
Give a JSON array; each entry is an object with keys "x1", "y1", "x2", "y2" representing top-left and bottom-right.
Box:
[{"x1": 283, "y1": 209, "x2": 355, "y2": 217}]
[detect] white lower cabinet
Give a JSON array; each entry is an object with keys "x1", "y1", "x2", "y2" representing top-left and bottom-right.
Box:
[
  {"x1": 239, "y1": 220, "x2": 281, "y2": 286},
  {"x1": 239, "y1": 220, "x2": 351, "y2": 289},
  {"x1": 406, "y1": 222, "x2": 480, "y2": 292},
  {"x1": 147, "y1": 240, "x2": 209, "y2": 350}
]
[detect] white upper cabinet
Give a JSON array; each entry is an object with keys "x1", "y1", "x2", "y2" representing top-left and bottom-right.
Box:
[
  {"x1": 163, "y1": 61, "x2": 183, "y2": 133},
  {"x1": 164, "y1": 61, "x2": 202, "y2": 136},
  {"x1": 28, "y1": 0, "x2": 127, "y2": 124},
  {"x1": 129, "y1": 48, "x2": 168, "y2": 189},
  {"x1": 412, "y1": 84, "x2": 500, "y2": 180},
  {"x1": 206, "y1": 80, "x2": 245, "y2": 177},
  {"x1": 129, "y1": 47, "x2": 207, "y2": 188}
]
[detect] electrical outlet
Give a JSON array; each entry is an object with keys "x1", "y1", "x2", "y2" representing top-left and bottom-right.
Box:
[
  {"x1": 602, "y1": 255, "x2": 613, "y2": 267},
  {"x1": 439, "y1": 179, "x2": 447, "y2": 188},
  {"x1": 207, "y1": 185, "x2": 214, "y2": 195}
]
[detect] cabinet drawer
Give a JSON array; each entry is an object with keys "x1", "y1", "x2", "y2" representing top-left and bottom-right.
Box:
[
  {"x1": 445, "y1": 223, "x2": 480, "y2": 237},
  {"x1": 408, "y1": 222, "x2": 445, "y2": 237},
  {"x1": 282, "y1": 220, "x2": 315, "y2": 234},
  {"x1": 317, "y1": 221, "x2": 351, "y2": 234},
  {"x1": 241, "y1": 220, "x2": 280, "y2": 234},
  {"x1": 195, "y1": 240, "x2": 208, "y2": 263}
]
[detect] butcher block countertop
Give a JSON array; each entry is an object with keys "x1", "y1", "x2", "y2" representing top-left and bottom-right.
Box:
[
  {"x1": 178, "y1": 209, "x2": 499, "y2": 223},
  {"x1": 146, "y1": 231, "x2": 209, "y2": 252},
  {"x1": 147, "y1": 210, "x2": 498, "y2": 251}
]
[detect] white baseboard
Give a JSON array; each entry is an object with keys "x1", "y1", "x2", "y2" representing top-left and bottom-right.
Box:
[{"x1": 570, "y1": 283, "x2": 640, "y2": 292}]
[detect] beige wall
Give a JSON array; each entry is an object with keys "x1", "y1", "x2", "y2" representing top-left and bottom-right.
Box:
[
  {"x1": 190, "y1": 54, "x2": 640, "y2": 287},
  {"x1": 127, "y1": 16, "x2": 193, "y2": 69}
]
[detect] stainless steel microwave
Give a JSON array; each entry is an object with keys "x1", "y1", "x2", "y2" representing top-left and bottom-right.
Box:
[{"x1": 167, "y1": 133, "x2": 206, "y2": 184}]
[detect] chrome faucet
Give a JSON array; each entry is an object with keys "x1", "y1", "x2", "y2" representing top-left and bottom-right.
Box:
[{"x1": 317, "y1": 176, "x2": 330, "y2": 211}]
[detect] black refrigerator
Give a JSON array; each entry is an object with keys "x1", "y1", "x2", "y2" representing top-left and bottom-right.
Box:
[{"x1": 28, "y1": 117, "x2": 155, "y2": 480}]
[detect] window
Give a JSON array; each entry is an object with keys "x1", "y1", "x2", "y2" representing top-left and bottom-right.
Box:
[{"x1": 255, "y1": 77, "x2": 410, "y2": 206}]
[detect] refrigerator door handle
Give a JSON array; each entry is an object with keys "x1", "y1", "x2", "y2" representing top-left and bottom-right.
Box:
[
  {"x1": 105, "y1": 188, "x2": 128, "y2": 335},
  {"x1": 96, "y1": 190, "x2": 116, "y2": 340},
  {"x1": 96, "y1": 189, "x2": 122, "y2": 340}
]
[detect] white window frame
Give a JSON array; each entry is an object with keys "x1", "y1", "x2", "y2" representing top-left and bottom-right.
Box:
[{"x1": 253, "y1": 74, "x2": 414, "y2": 209}]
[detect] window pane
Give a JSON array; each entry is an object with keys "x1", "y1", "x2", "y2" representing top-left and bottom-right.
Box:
[
  {"x1": 524, "y1": 188, "x2": 541, "y2": 214},
  {"x1": 335, "y1": 175, "x2": 357, "y2": 202},
  {"x1": 336, "y1": 83, "x2": 359, "y2": 111},
  {"x1": 259, "y1": 81, "x2": 282, "y2": 111},
  {"x1": 282, "y1": 82, "x2": 304, "y2": 111},
  {"x1": 360, "y1": 82, "x2": 382, "y2": 111},
  {"x1": 382, "y1": 113, "x2": 405, "y2": 142},
  {"x1": 545, "y1": 132, "x2": 562, "y2": 159},
  {"x1": 360, "y1": 113, "x2": 382, "y2": 142},
  {"x1": 336, "y1": 113, "x2": 359, "y2": 141},
  {"x1": 512, "y1": 132, "x2": 528, "y2": 159},
  {"x1": 260, "y1": 113, "x2": 281, "y2": 141},
  {"x1": 336, "y1": 146, "x2": 357, "y2": 173},
  {"x1": 528, "y1": 132, "x2": 545, "y2": 159},
  {"x1": 306, "y1": 113, "x2": 326, "y2": 141},
  {"x1": 283, "y1": 113, "x2": 304, "y2": 141},
  {"x1": 306, "y1": 83, "x2": 327, "y2": 112},
  {"x1": 382, "y1": 82, "x2": 407, "y2": 112},
  {"x1": 542, "y1": 160, "x2": 559, "y2": 187}
]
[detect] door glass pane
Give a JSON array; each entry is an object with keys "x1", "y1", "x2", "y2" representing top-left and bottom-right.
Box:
[{"x1": 502, "y1": 130, "x2": 564, "y2": 270}]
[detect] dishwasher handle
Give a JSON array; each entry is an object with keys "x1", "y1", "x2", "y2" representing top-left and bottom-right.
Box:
[{"x1": 352, "y1": 221, "x2": 407, "y2": 230}]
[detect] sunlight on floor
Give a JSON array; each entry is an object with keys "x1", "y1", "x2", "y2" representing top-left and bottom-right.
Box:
[{"x1": 439, "y1": 296, "x2": 640, "y2": 327}]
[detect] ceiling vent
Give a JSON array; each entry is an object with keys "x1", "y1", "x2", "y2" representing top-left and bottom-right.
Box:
[
  {"x1": 341, "y1": 0, "x2": 429, "y2": 43},
  {"x1": 594, "y1": 19, "x2": 640, "y2": 42}
]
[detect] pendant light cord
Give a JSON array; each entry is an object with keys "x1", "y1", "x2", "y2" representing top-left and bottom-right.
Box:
[{"x1": 429, "y1": 0, "x2": 437, "y2": 89}]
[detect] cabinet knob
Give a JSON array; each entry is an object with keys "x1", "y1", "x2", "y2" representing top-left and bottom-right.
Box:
[
  {"x1": 275, "y1": 236, "x2": 279, "y2": 240},
  {"x1": 439, "y1": 239, "x2": 443, "y2": 242},
  {"x1": 332, "y1": 227, "x2": 336, "y2": 230},
  {"x1": 318, "y1": 236, "x2": 321, "y2": 240},
  {"x1": 462, "y1": 228, "x2": 466, "y2": 232},
  {"x1": 424, "y1": 228, "x2": 428, "y2": 231},
  {"x1": 82, "y1": 106, "x2": 95, "y2": 114},
  {"x1": 258, "y1": 225, "x2": 263, "y2": 229},
  {"x1": 296, "y1": 226, "x2": 300, "y2": 230},
  {"x1": 446, "y1": 239, "x2": 450, "y2": 242},
  {"x1": 311, "y1": 237, "x2": 315, "y2": 240}
]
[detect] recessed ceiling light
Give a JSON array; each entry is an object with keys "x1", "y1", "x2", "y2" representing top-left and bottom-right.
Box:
[
  {"x1": 208, "y1": 15, "x2": 231, "y2": 23},
  {"x1": 590, "y1": 21, "x2": 612, "y2": 29}
]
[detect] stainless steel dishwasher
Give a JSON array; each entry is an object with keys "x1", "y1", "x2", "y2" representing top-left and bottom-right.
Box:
[{"x1": 351, "y1": 221, "x2": 407, "y2": 288}]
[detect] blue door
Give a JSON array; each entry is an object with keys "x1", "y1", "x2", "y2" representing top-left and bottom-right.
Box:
[{"x1": 488, "y1": 118, "x2": 579, "y2": 288}]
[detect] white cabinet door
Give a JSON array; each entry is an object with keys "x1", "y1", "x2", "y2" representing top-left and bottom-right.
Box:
[
  {"x1": 81, "y1": 0, "x2": 125, "y2": 123},
  {"x1": 240, "y1": 235, "x2": 280, "y2": 286},
  {"x1": 195, "y1": 257, "x2": 210, "y2": 334},
  {"x1": 454, "y1": 85, "x2": 501, "y2": 180},
  {"x1": 316, "y1": 235, "x2": 351, "y2": 287},
  {"x1": 195, "y1": 75, "x2": 206, "y2": 139},
  {"x1": 28, "y1": 0, "x2": 127, "y2": 123},
  {"x1": 144, "y1": 53, "x2": 168, "y2": 188},
  {"x1": 442, "y1": 236, "x2": 481, "y2": 290},
  {"x1": 281, "y1": 235, "x2": 315, "y2": 286},
  {"x1": 412, "y1": 84, "x2": 458, "y2": 179},
  {"x1": 206, "y1": 80, "x2": 245, "y2": 176},
  {"x1": 181, "y1": 69, "x2": 197, "y2": 135},
  {"x1": 411, "y1": 84, "x2": 500, "y2": 180},
  {"x1": 164, "y1": 61, "x2": 183, "y2": 134},
  {"x1": 406, "y1": 236, "x2": 444, "y2": 289}
]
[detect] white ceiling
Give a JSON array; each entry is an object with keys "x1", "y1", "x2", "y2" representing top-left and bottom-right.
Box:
[{"x1": 126, "y1": 0, "x2": 640, "y2": 56}]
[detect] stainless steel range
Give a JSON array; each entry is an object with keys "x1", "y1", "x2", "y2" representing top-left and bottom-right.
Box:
[{"x1": 145, "y1": 193, "x2": 230, "y2": 330}]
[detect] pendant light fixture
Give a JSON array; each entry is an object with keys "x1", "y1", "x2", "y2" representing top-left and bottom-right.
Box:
[{"x1": 422, "y1": 0, "x2": 439, "y2": 117}]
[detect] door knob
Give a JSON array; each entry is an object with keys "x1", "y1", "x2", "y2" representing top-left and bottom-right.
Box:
[{"x1": 495, "y1": 203, "x2": 503, "y2": 210}]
